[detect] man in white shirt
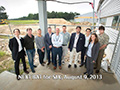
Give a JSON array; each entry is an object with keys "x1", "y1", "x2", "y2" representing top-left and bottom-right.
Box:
[
  {"x1": 52, "y1": 28, "x2": 63, "y2": 70},
  {"x1": 80, "y1": 28, "x2": 91, "y2": 67}
]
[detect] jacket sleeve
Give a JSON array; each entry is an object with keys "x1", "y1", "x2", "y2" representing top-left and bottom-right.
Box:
[
  {"x1": 83, "y1": 34, "x2": 85, "y2": 47},
  {"x1": 44, "y1": 34, "x2": 49, "y2": 47},
  {"x1": 22, "y1": 38, "x2": 26, "y2": 56},
  {"x1": 93, "y1": 43, "x2": 100, "y2": 61},
  {"x1": 68, "y1": 33, "x2": 73, "y2": 49},
  {"x1": 23, "y1": 37, "x2": 26, "y2": 48},
  {"x1": 8, "y1": 39, "x2": 13, "y2": 52}
]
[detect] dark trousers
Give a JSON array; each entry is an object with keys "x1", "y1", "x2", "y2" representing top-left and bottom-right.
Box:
[
  {"x1": 37, "y1": 49, "x2": 45, "y2": 64},
  {"x1": 81, "y1": 47, "x2": 87, "y2": 64},
  {"x1": 86, "y1": 55, "x2": 94, "y2": 75},
  {"x1": 53, "y1": 47, "x2": 62, "y2": 67},
  {"x1": 15, "y1": 50, "x2": 27, "y2": 76},
  {"x1": 47, "y1": 48, "x2": 53, "y2": 63}
]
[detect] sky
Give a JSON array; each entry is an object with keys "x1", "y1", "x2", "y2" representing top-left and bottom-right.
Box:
[{"x1": 0, "y1": 0, "x2": 100, "y2": 19}]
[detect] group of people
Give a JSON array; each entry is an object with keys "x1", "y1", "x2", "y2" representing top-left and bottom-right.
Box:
[{"x1": 9, "y1": 25, "x2": 109, "y2": 80}]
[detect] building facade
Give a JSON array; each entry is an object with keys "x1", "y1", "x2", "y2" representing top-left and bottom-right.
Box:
[{"x1": 97, "y1": 0, "x2": 120, "y2": 83}]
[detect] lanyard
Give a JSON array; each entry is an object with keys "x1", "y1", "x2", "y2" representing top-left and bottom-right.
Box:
[{"x1": 55, "y1": 35, "x2": 60, "y2": 41}]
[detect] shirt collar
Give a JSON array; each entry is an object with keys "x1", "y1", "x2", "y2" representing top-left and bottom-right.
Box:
[
  {"x1": 99, "y1": 32, "x2": 105, "y2": 36},
  {"x1": 15, "y1": 36, "x2": 21, "y2": 40}
]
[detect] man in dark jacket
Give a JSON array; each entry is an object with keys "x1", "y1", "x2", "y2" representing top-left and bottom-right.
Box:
[
  {"x1": 44, "y1": 27, "x2": 54, "y2": 65},
  {"x1": 24, "y1": 28, "x2": 37, "y2": 73},
  {"x1": 68, "y1": 26, "x2": 85, "y2": 68},
  {"x1": 9, "y1": 29, "x2": 29, "y2": 80}
]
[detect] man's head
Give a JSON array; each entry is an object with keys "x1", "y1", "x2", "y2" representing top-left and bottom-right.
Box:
[
  {"x1": 26, "y1": 28, "x2": 32, "y2": 35},
  {"x1": 62, "y1": 25, "x2": 67, "y2": 32},
  {"x1": 56, "y1": 28, "x2": 60, "y2": 35},
  {"x1": 86, "y1": 28, "x2": 91, "y2": 35},
  {"x1": 13, "y1": 28, "x2": 20, "y2": 36},
  {"x1": 37, "y1": 28, "x2": 41, "y2": 35},
  {"x1": 99, "y1": 26, "x2": 105, "y2": 34},
  {"x1": 76, "y1": 26, "x2": 81, "y2": 33},
  {"x1": 48, "y1": 27, "x2": 52, "y2": 33}
]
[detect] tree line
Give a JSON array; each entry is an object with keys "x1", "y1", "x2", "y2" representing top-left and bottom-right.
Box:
[{"x1": 17, "y1": 11, "x2": 80, "y2": 20}]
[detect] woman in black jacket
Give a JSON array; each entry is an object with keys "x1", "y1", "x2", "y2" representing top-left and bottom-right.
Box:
[{"x1": 84, "y1": 33, "x2": 100, "y2": 78}]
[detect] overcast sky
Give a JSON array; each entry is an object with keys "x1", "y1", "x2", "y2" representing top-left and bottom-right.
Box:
[{"x1": 0, "y1": 0, "x2": 100, "y2": 19}]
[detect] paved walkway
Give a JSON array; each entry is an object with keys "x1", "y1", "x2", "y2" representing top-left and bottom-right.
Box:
[{"x1": 0, "y1": 62, "x2": 120, "y2": 90}]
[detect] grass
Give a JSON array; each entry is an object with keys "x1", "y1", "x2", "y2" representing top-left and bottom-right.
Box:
[
  {"x1": 0, "y1": 50, "x2": 30, "y2": 74},
  {"x1": 0, "y1": 58, "x2": 30, "y2": 74},
  {"x1": 0, "y1": 51, "x2": 6, "y2": 57},
  {"x1": 0, "y1": 59, "x2": 14, "y2": 73},
  {"x1": 7, "y1": 20, "x2": 39, "y2": 25},
  {"x1": 0, "y1": 35, "x2": 12, "y2": 39}
]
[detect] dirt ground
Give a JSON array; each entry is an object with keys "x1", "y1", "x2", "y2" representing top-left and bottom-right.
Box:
[{"x1": 0, "y1": 18, "x2": 91, "y2": 35}]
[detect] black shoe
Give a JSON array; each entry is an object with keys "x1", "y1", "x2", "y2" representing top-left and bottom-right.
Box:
[
  {"x1": 16, "y1": 75, "x2": 21, "y2": 80},
  {"x1": 84, "y1": 72, "x2": 87, "y2": 75},
  {"x1": 47, "y1": 62, "x2": 50, "y2": 65},
  {"x1": 87, "y1": 75, "x2": 91, "y2": 78},
  {"x1": 95, "y1": 70, "x2": 100, "y2": 73},
  {"x1": 24, "y1": 71, "x2": 29, "y2": 74},
  {"x1": 68, "y1": 64, "x2": 71, "y2": 68},
  {"x1": 74, "y1": 64, "x2": 77, "y2": 68},
  {"x1": 79, "y1": 64, "x2": 84, "y2": 67},
  {"x1": 94, "y1": 67, "x2": 97, "y2": 69},
  {"x1": 32, "y1": 70, "x2": 35, "y2": 73},
  {"x1": 62, "y1": 61, "x2": 65, "y2": 65},
  {"x1": 34, "y1": 65, "x2": 37, "y2": 68}
]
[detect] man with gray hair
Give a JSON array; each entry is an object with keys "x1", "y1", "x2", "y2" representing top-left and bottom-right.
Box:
[{"x1": 52, "y1": 28, "x2": 63, "y2": 70}]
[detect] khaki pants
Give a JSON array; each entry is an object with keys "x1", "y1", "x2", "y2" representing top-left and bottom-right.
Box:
[
  {"x1": 69, "y1": 48, "x2": 80, "y2": 65},
  {"x1": 62, "y1": 46, "x2": 68, "y2": 61},
  {"x1": 95, "y1": 49, "x2": 104, "y2": 70}
]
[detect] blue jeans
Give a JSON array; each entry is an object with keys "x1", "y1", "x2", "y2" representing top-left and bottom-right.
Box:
[
  {"x1": 47, "y1": 48, "x2": 53, "y2": 63},
  {"x1": 26, "y1": 49, "x2": 35, "y2": 72},
  {"x1": 37, "y1": 49, "x2": 45, "y2": 64},
  {"x1": 52, "y1": 47, "x2": 62, "y2": 67}
]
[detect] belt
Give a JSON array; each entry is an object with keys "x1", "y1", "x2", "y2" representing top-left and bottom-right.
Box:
[
  {"x1": 62, "y1": 44, "x2": 67, "y2": 46},
  {"x1": 54, "y1": 46, "x2": 62, "y2": 48}
]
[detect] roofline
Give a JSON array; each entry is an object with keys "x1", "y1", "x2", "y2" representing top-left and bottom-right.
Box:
[{"x1": 97, "y1": 0, "x2": 104, "y2": 12}]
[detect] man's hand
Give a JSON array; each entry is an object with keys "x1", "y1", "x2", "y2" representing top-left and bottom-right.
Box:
[
  {"x1": 99, "y1": 44, "x2": 107, "y2": 50},
  {"x1": 68, "y1": 48, "x2": 70, "y2": 51},
  {"x1": 41, "y1": 48, "x2": 45, "y2": 52},
  {"x1": 93, "y1": 60, "x2": 95, "y2": 63},
  {"x1": 49, "y1": 45, "x2": 52, "y2": 49}
]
